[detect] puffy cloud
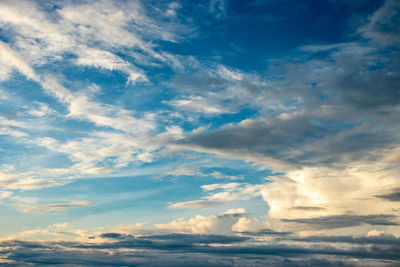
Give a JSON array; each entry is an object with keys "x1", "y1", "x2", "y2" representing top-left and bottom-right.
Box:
[
  {"x1": 259, "y1": 159, "x2": 400, "y2": 221},
  {"x1": 155, "y1": 209, "x2": 263, "y2": 235}
]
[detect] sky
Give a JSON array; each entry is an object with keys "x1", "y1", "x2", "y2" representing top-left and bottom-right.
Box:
[{"x1": 0, "y1": 0, "x2": 399, "y2": 266}]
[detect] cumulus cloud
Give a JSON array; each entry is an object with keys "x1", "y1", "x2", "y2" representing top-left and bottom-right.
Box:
[{"x1": 155, "y1": 208, "x2": 265, "y2": 235}]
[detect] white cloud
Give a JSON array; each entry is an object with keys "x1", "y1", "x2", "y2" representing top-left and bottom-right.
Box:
[
  {"x1": 19, "y1": 201, "x2": 92, "y2": 213},
  {"x1": 0, "y1": 116, "x2": 29, "y2": 138},
  {"x1": 203, "y1": 183, "x2": 262, "y2": 201},
  {"x1": 166, "y1": 95, "x2": 230, "y2": 114},
  {"x1": 367, "y1": 229, "x2": 385, "y2": 237},
  {"x1": 26, "y1": 102, "x2": 55, "y2": 117},
  {"x1": 155, "y1": 208, "x2": 262, "y2": 235},
  {"x1": 0, "y1": 127, "x2": 28, "y2": 138},
  {"x1": 0, "y1": 0, "x2": 189, "y2": 84},
  {"x1": 0, "y1": 41, "x2": 38, "y2": 81},
  {"x1": 75, "y1": 48, "x2": 147, "y2": 84},
  {"x1": 258, "y1": 152, "x2": 400, "y2": 235},
  {"x1": 0, "y1": 170, "x2": 70, "y2": 190},
  {"x1": 232, "y1": 216, "x2": 266, "y2": 233},
  {"x1": 201, "y1": 182, "x2": 241, "y2": 191},
  {"x1": 39, "y1": 76, "x2": 157, "y2": 135},
  {"x1": 166, "y1": 164, "x2": 243, "y2": 180},
  {"x1": 2, "y1": 222, "x2": 92, "y2": 242},
  {"x1": 169, "y1": 200, "x2": 225, "y2": 209},
  {"x1": 0, "y1": 191, "x2": 12, "y2": 201}
]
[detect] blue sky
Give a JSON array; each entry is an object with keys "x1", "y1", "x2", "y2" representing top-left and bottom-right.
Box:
[{"x1": 0, "y1": 0, "x2": 400, "y2": 266}]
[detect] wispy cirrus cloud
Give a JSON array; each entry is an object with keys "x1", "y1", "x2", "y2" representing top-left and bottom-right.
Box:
[{"x1": 18, "y1": 201, "x2": 92, "y2": 213}]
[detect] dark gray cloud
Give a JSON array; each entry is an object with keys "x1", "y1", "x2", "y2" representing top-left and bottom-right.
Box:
[
  {"x1": 99, "y1": 233, "x2": 249, "y2": 246},
  {"x1": 175, "y1": 0, "x2": 400, "y2": 169},
  {"x1": 281, "y1": 214, "x2": 399, "y2": 229},
  {"x1": 279, "y1": 234, "x2": 400, "y2": 246},
  {"x1": 1, "y1": 232, "x2": 400, "y2": 266},
  {"x1": 236, "y1": 228, "x2": 292, "y2": 236},
  {"x1": 376, "y1": 189, "x2": 400, "y2": 201},
  {"x1": 180, "y1": 112, "x2": 398, "y2": 167},
  {"x1": 99, "y1": 232, "x2": 128, "y2": 239}
]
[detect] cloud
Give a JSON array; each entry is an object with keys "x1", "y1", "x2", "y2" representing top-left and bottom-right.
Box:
[
  {"x1": 168, "y1": 64, "x2": 270, "y2": 116},
  {"x1": 168, "y1": 181, "x2": 262, "y2": 210},
  {"x1": 1, "y1": 232, "x2": 400, "y2": 266},
  {"x1": 0, "y1": 1, "x2": 399, "y2": 262},
  {"x1": 172, "y1": 2, "x2": 400, "y2": 171},
  {"x1": 74, "y1": 48, "x2": 147, "y2": 84},
  {"x1": 201, "y1": 182, "x2": 262, "y2": 201},
  {"x1": 169, "y1": 200, "x2": 226, "y2": 209},
  {"x1": 0, "y1": 41, "x2": 38, "y2": 81},
  {"x1": 209, "y1": 0, "x2": 228, "y2": 19},
  {"x1": 155, "y1": 209, "x2": 264, "y2": 235},
  {"x1": 359, "y1": 0, "x2": 400, "y2": 45},
  {"x1": 26, "y1": 102, "x2": 55, "y2": 117},
  {"x1": 0, "y1": 0, "x2": 190, "y2": 83},
  {"x1": 39, "y1": 76, "x2": 156, "y2": 134},
  {"x1": 0, "y1": 170, "x2": 70, "y2": 190},
  {"x1": 18, "y1": 201, "x2": 92, "y2": 213},
  {"x1": 285, "y1": 234, "x2": 400, "y2": 246},
  {"x1": 376, "y1": 188, "x2": 400, "y2": 201},
  {"x1": 0, "y1": 191, "x2": 12, "y2": 201},
  {"x1": 256, "y1": 162, "x2": 400, "y2": 227},
  {"x1": 0, "y1": 127, "x2": 28, "y2": 138},
  {"x1": 166, "y1": 164, "x2": 244, "y2": 180},
  {"x1": 165, "y1": 95, "x2": 231, "y2": 115},
  {"x1": 236, "y1": 229, "x2": 292, "y2": 236},
  {"x1": 281, "y1": 214, "x2": 399, "y2": 230},
  {"x1": 0, "y1": 116, "x2": 29, "y2": 138}
]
